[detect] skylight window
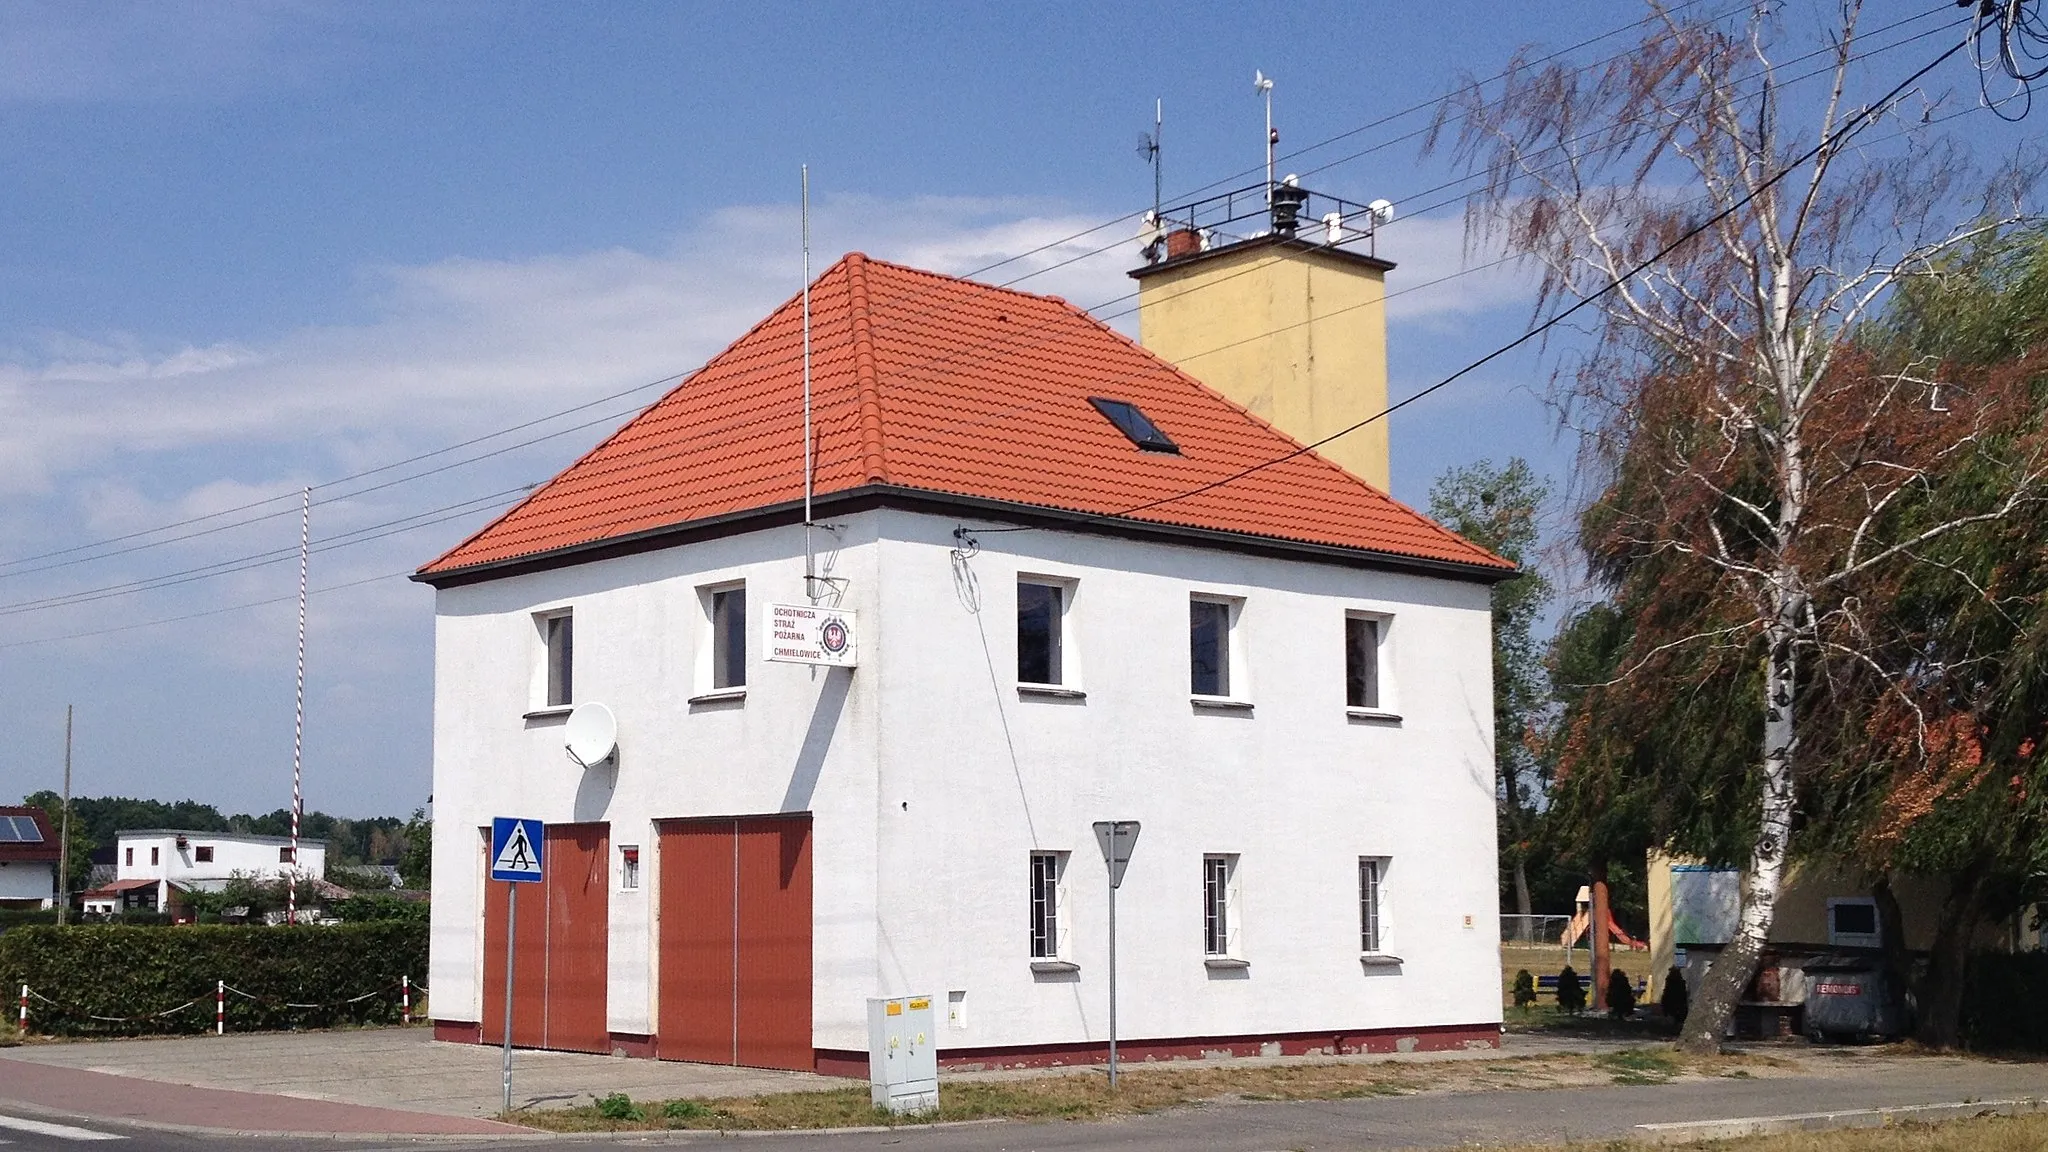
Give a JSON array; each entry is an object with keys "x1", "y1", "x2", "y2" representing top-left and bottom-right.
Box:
[{"x1": 1088, "y1": 397, "x2": 1179, "y2": 454}]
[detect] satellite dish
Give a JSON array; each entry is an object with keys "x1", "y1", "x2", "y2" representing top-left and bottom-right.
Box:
[
  {"x1": 564, "y1": 702, "x2": 617, "y2": 768},
  {"x1": 1368, "y1": 198, "x2": 1396, "y2": 225}
]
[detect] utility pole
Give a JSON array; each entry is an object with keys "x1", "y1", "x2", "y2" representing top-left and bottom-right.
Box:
[{"x1": 57, "y1": 705, "x2": 72, "y2": 926}]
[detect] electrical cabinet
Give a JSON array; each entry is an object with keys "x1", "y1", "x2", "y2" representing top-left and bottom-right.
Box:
[{"x1": 866, "y1": 994, "x2": 938, "y2": 1113}]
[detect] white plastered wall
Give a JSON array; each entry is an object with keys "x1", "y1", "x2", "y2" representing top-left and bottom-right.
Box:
[
  {"x1": 427, "y1": 515, "x2": 883, "y2": 1045},
  {"x1": 427, "y1": 506, "x2": 1501, "y2": 1055},
  {"x1": 867, "y1": 509, "x2": 1502, "y2": 1051}
]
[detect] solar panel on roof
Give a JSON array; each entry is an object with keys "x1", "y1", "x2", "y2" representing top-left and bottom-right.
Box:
[
  {"x1": 0, "y1": 819, "x2": 18, "y2": 842},
  {"x1": 13, "y1": 816, "x2": 43, "y2": 842},
  {"x1": 1088, "y1": 397, "x2": 1179, "y2": 454}
]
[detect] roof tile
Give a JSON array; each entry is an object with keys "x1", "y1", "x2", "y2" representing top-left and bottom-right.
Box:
[{"x1": 420, "y1": 255, "x2": 1509, "y2": 577}]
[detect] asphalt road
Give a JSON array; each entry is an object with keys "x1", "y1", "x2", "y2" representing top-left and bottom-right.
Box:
[{"x1": 6, "y1": 1053, "x2": 2041, "y2": 1152}]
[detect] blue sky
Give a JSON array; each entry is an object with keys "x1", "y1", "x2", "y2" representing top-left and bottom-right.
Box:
[{"x1": 0, "y1": 1, "x2": 2016, "y2": 818}]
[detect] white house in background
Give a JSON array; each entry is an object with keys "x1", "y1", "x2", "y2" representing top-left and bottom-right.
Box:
[
  {"x1": 0, "y1": 807, "x2": 60, "y2": 910},
  {"x1": 83, "y1": 830, "x2": 329, "y2": 915},
  {"x1": 414, "y1": 252, "x2": 1512, "y2": 1075}
]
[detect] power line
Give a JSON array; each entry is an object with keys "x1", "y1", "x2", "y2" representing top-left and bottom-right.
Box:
[
  {"x1": 971, "y1": 17, "x2": 1990, "y2": 538},
  {"x1": 1, "y1": 0, "x2": 1760, "y2": 579},
  {"x1": 0, "y1": 4, "x2": 1949, "y2": 614},
  {"x1": 6, "y1": 8, "x2": 1983, "y2": 642}
]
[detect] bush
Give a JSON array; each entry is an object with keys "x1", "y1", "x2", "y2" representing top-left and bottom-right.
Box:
[
  {"x1": 1556, "y1": 966, "x2": 1587, "y2": 1012},
  {"x1": 1511, "y1": 968, "x2": 1537, "y2": 1008},
  {"x1": 1660, "y1": 966, "x2": 1689, "y2": 1026},
  {"x1": 1607, "y1": 968, "x2": 1637, "y2": 1019},
  {"x1": 0, "y1": 909, "x2": 58, "y2": 934},
  {"x1": 1960, "y1": 950, "x2": 2048, "y2": 1053},
  {"x1": 0, "y1": 922, "x2": 426, "y2": 1036},
  {"x1": 596, "y1": 1093, "x2": 644, "y2": 1121},
  {"x1": 328, "y1": 894, "x2": 429, "y2": 924}
]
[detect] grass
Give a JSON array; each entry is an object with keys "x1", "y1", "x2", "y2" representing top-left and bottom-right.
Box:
[
  {"x1": 514, "y1": 1046, "x2": 1777, "y2": 1133},
  {"x1": 1490, "y1": 1112, "x2": 2048, "y2": 1150}
]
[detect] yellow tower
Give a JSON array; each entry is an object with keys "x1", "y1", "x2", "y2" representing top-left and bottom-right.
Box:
[{"x1": 1131, "y1": 233, "x2": 1393, "y2": 491}]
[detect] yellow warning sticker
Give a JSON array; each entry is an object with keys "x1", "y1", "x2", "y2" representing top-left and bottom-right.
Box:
[
  {"x1": 908, "y1": 998, "x2": 930, "y2": 1011},
  {"x1": 885, "y1": 1002, "x2": 902, "y2": 1016}
]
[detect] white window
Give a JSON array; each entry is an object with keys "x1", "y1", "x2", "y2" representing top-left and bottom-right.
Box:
[
  {"x1": 696, "y1": 582, "x2": 747, "y2": 695},
  {"x1": 1016, "y1": 579, "x2": 1066, "y2": 686},
  {"x1": 1028, "y1": 851, "x2": 1068, "y2": 959},
  {"x1": 1360, "y1": 857, "x2": 1387, "y2": 953},
  {"x1": 195, "y1": 846, "x2": 214, "y2": 864},
  {"x1": 536, "y1": 610, "x2": 574, "y2": 708},
  {"x1": 150, "y1": 846, "x2": 160, "y2": 866},
  {"x1": 1203, "y1": 854, "x2": 1239, "y2": 957},
  {"x1": 1827, "y1": 897, "x2": 1881, "y2": 948},
  {"x1": 1346, "y1": 613, "x2": 1388, "y2": 711},
  {"x1": 1190, "y1": 596, "x2": 1243, "y2": 700},
  {"x1": 620, "y1": 846, "x2": 640, "y2": 891}
]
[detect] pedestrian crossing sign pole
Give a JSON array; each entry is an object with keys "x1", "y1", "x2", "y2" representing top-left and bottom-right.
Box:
[{"x1": 489, "y1": 817, "x2": 544, "y2": 1114}]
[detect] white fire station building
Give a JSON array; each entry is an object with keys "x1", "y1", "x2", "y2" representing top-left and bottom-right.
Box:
[{"x1": 416, "y1": 244, "x2": 1510, "y2": 1073}]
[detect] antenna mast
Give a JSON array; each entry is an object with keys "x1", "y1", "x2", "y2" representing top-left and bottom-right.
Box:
[
  {"x1": 1152, "y1": 98, "x2": 1163, "y2": 220},
  {"x1": 1254, "y1": 70, "x2": 1275, "y2": 202},
  {"x1": 801, "y1": 165, "x2": 816, "y2": 602}
]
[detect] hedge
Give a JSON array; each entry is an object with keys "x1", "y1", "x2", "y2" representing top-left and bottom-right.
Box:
[
  {"x1": 1960, "y1": 950, "x2": 2048, "y2": 1053},
  {"x1": 0, "y1": 923, "x2": 427, "y2": 1036}
]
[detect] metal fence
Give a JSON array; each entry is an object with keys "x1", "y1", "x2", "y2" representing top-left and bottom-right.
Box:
[{"x1": 1500, "y1": 914, "x2": 1573, "y2": 946}]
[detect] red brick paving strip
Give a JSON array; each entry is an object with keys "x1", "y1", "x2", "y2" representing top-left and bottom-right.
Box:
[{"x1": 0, "y1": 1058, "x2": 528, "y2": 1136}]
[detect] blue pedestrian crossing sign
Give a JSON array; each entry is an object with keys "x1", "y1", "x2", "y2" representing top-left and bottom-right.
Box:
[{"x1": 490, "y1": 818, "x2": 545, "y2": 883}]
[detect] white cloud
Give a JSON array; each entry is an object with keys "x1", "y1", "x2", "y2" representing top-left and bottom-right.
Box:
[{"x1": 1376, "y1": 211, "x2": 1538, "y2": 324}]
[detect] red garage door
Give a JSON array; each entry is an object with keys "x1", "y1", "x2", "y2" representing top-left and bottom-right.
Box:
[
  {"x1": 657, "y1": 814, "x2": 812, "y2": 1070},
  {"x1": 482, "y1": 822, "x2": 610, "y2": 1054}
]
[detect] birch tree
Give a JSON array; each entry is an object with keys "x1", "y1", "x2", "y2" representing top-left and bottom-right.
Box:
[{"x1": 1435, "y1": 2, "x2": 2037, "y2": 1049}]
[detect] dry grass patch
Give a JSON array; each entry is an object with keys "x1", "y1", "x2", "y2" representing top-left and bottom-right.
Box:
[{"x1": 517, "y1": 1046, "x2": 1782, "y2": 1132}]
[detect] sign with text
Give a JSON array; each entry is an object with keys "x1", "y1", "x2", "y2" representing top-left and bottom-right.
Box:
[{"x1": 765, "y1": 602, "x2": 859, "y2": 667}]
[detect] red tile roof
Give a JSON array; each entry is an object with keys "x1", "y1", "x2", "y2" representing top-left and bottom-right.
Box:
[
  {"x1": 419, "y1": 254, "x2": 1509, "y2": 579},
  {"x1": 0, "y1": 806, "x2": 61, "y2": 864}
]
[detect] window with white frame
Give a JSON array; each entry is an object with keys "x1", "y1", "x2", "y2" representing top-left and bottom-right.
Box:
[
  {"x1": 1346, "y1": 614, "x2": 1385, "y2": 710},
  {"x1": 620, "y1": 845, "x2": 641, "y2": 891},
  {"x1": 1017, "y1": 579, "x2": 1066, "y2": 686},
  {"x1": 1203, "y1": 854, "x2": 1239, "y2": 956},
  {"x1": 539, "y1": 610, "x2": 574, "y2": 707},
  {"x1": 1360, "y1": 857, "x2": 1388, "y2": 952},
  {"x1": 1827, "y1": 897, "x2": 1881, "y2": 948},
  {"x1": 1029, "y1": 851, "x2": 1067, "y2": 959},
  {"x1": 708, "y1": 584, "x2": 747, "y2": 690},
  {"x1": 1190, "y1": 597, "x2": 1237, "y2": 698}
]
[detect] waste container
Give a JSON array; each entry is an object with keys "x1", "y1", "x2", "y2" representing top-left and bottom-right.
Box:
[{"x1": 1803, "y1": 958, "x2": 1905, "y2": 1042}]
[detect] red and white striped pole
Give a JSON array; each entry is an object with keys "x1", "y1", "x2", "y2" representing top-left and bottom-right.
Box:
[
  {"x1": 287, "y1": 487, "x2": 309, "y2": 923},
  {"x1": 18, "y1": 983, "x2": 27, "y2": 1035},
  {"x1": 402, "y1": 975, "x2": 412, "y2": 1025},
  {"x1": 216, "y1": 980, "x2": 226, "y2": 1035}
]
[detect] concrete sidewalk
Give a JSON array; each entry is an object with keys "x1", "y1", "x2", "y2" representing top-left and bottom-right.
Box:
[
  {"x1": 0, "y1": 1059, "x2": 526, "y2": 1139},
  {"x1": 0, "y1": 1028, "x2": 831, "y2": 1119}
]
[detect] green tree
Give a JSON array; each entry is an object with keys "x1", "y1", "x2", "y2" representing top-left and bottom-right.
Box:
[
  {"x1": 1429, "y1": 458, "x2": 1553, "y2": 933},
  {"x1": 1438, "y1": 2, "x2": 2037, "y2": 1050},
  {"x1": 399, "y1": 808, "x2": 432, "y2": 890}
]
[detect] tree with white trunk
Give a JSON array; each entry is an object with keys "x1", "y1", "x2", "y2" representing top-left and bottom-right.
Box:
[{"x1": 1435, "y1": 1, "x2": 2039, "y2": 1050}]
